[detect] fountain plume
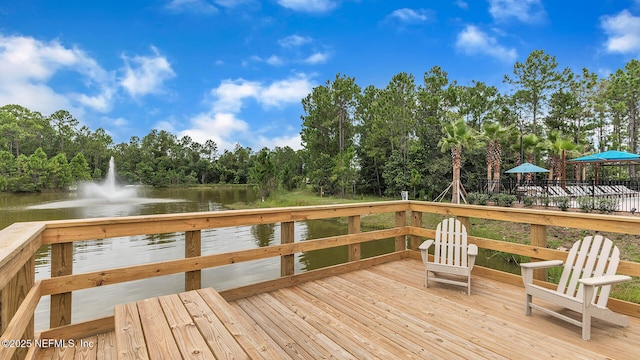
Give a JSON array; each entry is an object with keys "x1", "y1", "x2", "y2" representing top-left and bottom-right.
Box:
[{"x1": 78, "y1": 157, "x2": 137, "y2": 201}]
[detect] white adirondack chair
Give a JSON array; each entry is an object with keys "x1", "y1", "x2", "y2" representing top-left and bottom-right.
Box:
[
  {"x1": 520, "y1": 234, "x2": 631, "y2": 340},
  {"x1": 418, "y1": 218, "x2": 478, "y2": 295}
]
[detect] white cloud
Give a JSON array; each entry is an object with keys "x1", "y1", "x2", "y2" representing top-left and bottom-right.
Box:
[
  {"x1": 601, "y1": 10, "x2": 640, "y2": 53},
  {"x1": 488, "y1": 0, "x2": 545, "y2": 24},
  {"x1": 455, "y1": 25, "x2": 517, "y2": 62},
  {"x1": 260, "y1": 76, "x2": 314, "y2": 107},
  {"x1": 455, "y1": 1, "x2": 468, "y2": 10},
  {"x1": 0, "y1": 34, "x2": 114, "y2": 115},
  {"x1": 277, "y1": 0, "x2": 337, "y2": 13},
  {"x1": 179, "y1": 112, "x2": 249, "y2": 152},
  {"x1": 214, "y1": 0, "x2": 251, "y2": 7},
  {"x1": 388, "y1": 8, "x2": 431, "y2": 23},
  {"x1": 180, "y1": 74, "x2": 313, "y2": 151},
  {"x1": 212, "y1": 79, "x2": 261, "y2": 112},
  {"x1": 165, "y1": 0, "x2": 218, "y2": 14},
  {"x1": 278, "y1": 35, "x2": 312, "y2": 47},
  {"x1": 255, "y1": 133, "x2": 302, "y2": 150},
  {"x1": 250, "y1": 54, "x2": 285, "y2": 66},
  {"x1": 212, "y1": 74, "x2": 312, "y2": 111},
  {"x1": 120, "y1": 47, "x2": 176, "y2": 97},
  {"x1": 303, "y1": 52, "x2": 329, "y2": 64},
  {"x1": 71, "y1": 89, "x2": 115, "y2": 112}
]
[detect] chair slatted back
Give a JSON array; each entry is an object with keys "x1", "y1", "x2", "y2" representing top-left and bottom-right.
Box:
[
  {"x1": 556, "y1": 235, "x2": 620, "y2": 306},
  {"x1": 433, "y1": 218, "x2": 468, "y2": 267}
]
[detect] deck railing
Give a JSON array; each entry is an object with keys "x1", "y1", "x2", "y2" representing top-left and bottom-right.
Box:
[{"x1": 1, "y1": 200, "x2": 640, "y2": 360}]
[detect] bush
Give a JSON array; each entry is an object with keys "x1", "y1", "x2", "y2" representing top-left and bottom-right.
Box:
[
  {"x1": 466, "y1": 192, "x2": 479, "y2": 205},
  {"x1": 577, "y1": 197, "x2": 595, "y2": 213},
  {"x1": 597, "y1": 197, "x2": 619, "y2": 214},
  {"x1": 491, "y1": 193, "x2": 517, "y2": 207},
  {"x1": 541, "y1": 195, "x2": 551, "y2": 207},
  {"x1": 476, "y1": 193, "x2": 490, "y2": 205},
  {"x1": 555, "y1": 197, "x2": 571, "y2": 211},
  {"x1": 523, "y1": 196, "x2": 535, "y2": 208}
]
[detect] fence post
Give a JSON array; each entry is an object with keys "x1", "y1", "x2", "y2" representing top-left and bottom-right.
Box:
[
  {"x1": 348, "y1": 215, "x2": 361, "y2": 261},
  {"x1": 50, "y1": 242, "x2": 73, "y2": 328},
  {"x1": 410, "y1": 211, "x2": 422, "y2": 250},
  {"x1": 393, "y1": 211, "x2": 407, "y2": 251},
  {"x1": 530, "y1": 224, "x2": 548, "y2": 281},
  {"x1": 457, "y1": 216, "x2": 471, "y2": 233},
  {"x1": 185, "y1": 230, "x2": 202, "y2": 291},
  {"x1": 281, "y1": 222, "x2": 295, "y2": 277},
  {"x1": 1, "y1": 256, "x2": 35, "y2": 360}
]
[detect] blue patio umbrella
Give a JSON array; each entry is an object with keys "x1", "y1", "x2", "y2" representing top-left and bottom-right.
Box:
[
  {"x1": 505, "y1": 162, "x2": 549, "y2": 173},
  {"x1": 569, "y1": 150, "x2": 640, "y2": 162}
]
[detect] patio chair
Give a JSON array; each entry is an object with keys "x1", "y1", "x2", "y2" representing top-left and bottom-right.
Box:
[
  {"x1": 549, "y1": 186, "x2": 571, "y2": 197},
  {"x1": 520, "y1": 234, "x2": 631, "y2": 340},
  {"x1": 418, "y1": 218, "x2": 478, "y2": 295}
]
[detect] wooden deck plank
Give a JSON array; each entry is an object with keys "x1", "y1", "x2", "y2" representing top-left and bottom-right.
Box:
[
  {"x1": 307, "y1": 277, "x2": 498, "y2": 359},
  {"x1": 73, "y1": 335, "x2": 97, "y2": 360},
  {"x1": 51, "y1": 345, "x2": 75, "y2": 359},
  {"x1": 255, "y1": 292, "x2": 358, "y2": 359},
  {"x1": 298, "y1": 281, "x2": 435, "y2": 359},
  {"x1": 336, "y1": 269, "x2": 583, "y2": 359},
  {"x1": 227, "y1": 302, "x2": 294, "y2": 360},
  {"x1": 177, "y1": 290, "x2": 249, "y2": 360},
  {"x1": 157, "y1": 294, "x2": 216, "y2": 359},
  {"x1": 136, "y1": 297, "x2": 183, "y2": 360},
  {"x1": 113, "y1": 302, "x2": 149, "y2": 360},
  {"x1": 247, "y1": 294, "x2": 338, "y2": 359},
  {"x1": 235, "y1": 297, "x2": 314, "y2": 359},
  {"x1": 196, "y1": 288, "x2": 287, "y2": 360},
  {"x1": 95, "y1": 332, "x2": 116, "y2": 360},
  {"x1": 270, "y1": 287, "x2": 400, "y2": 360}
]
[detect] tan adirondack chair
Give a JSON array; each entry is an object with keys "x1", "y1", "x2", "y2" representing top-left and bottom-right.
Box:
[
  {"x1": 521, "y1": 235, "x2": 631, "y2": 340},
  {"x1": 418, "y1": 218, "x2": 478, "y2": 295}
]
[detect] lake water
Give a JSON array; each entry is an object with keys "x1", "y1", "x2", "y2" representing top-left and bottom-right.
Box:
[{"x1": 0, "y1": 187, "x2": 394, "y2": 330}]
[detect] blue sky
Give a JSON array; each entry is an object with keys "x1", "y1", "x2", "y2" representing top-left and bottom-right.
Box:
[{"x1": 1, "y1": 1, "x2": 639, "y2": 152}]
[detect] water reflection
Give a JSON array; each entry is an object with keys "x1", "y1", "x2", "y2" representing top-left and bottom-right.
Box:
[{"x1": 251, "y1": 224, "x2": 275, "y2": 247}]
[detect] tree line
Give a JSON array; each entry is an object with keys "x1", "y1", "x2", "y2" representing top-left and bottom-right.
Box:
[
  {"x1": 2, "y1": 50, "x2": 640, "y2": 200},
  {"x1": 0, "y1": 105, "x2": 304, "y2": 195},
  {"x1": 301, "y1": 50, "x2": 640, "y2": 201}
]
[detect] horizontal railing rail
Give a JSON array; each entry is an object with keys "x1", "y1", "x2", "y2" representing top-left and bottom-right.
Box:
[{"x1": 1, "y1": 200, "x2": 640, "y2": 360}]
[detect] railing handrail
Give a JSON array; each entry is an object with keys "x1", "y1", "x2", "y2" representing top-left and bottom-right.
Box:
[{"x1": 39, "y1": 201, "x2": 409, "y2": 243}]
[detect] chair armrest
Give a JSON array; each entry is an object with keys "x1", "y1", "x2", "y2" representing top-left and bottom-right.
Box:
[
  {"x1": 418, "y1": 240, "x2": 434, "y2": 264},
  {"x1": 467, "y1": 244, "x2": 478, "y2": 256},
  {"x1": 418, "y1": 240, "x2": 434, "y2": 251},
  {"x1": 520, "y1": 260, "x2": 563, "y2": 269},
  {"x1": 521, "y1": 260, "x2": 564, "y2": 286},
  {"x1": 579, "y1": 275, "x2": 632, "y2": 287}
]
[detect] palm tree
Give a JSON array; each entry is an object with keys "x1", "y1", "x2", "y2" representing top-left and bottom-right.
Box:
[
  {"x1": 438, "y1": 115, "x2": 475, "y2": 204},
  {"x1": 545, "y1": 130, "x2": 581, "y2": 182},
  {"x1": 521, "y1": 134, "x2": 542, "y2": 182},
  {"x1": 482, "y1": 122, "x2": 512, "y2": 192}
]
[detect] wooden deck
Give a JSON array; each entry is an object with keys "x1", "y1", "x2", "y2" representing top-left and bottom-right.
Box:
[{"x1": 35, "y1": 258, "x2": 639, "y2": 359}]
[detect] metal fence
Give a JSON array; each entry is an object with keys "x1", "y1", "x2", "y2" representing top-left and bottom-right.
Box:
[{"x1": 473, "y1": 179, "x2": 640, "y2": 213}]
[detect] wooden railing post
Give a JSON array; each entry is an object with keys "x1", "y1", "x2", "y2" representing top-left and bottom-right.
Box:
[
  {"x1": 281, "y1": 222, "x2": 295, "y2": 277},
  {"x1": 395, "y1": 211, "x2": 407, "y2": 251},
  {"x1": 457, "y1": 216, "x2": 470, "y2": 233},
  {"x1": 50, "y1": 242, "x2": 73, "y2": 328},
  {"x1": 185, "y1": 230, "x2": 202, "y2": 291},
  {"x1": 409, "y1": 211, "x2": 422, "y2": 250},
  {"x1": 530, "y1": 224, "x2": 548, "y2": 281},
  {"x1": 1, "y1": 256, "x2": 35, "y2": 360},
  {"x1": 348, "y1": 216, "x2": 361, "y2": 262}
]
